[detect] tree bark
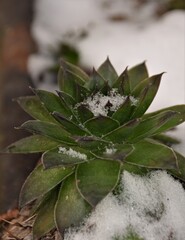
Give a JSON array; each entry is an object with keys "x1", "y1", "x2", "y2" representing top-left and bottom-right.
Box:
[{"x1": 0, "y1": 0, "x2": 39, "y2": 213}]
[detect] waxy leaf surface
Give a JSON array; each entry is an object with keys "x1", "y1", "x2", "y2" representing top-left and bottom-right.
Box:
[
  {"x1": 57, "y1": 90, "x2": 76, "y2": 107},
  {"x1": 143, "y1": 104, "x2": 185, "y2": 133},
  {"x1": 19, "y1": 120, "x2": 75, "y2": 144},
  {"x1": 76, "y1": 159, "x2": 120, "y2": 206},
  {"x1": 75, "y1": 136, "x2": 109, "y2": 150},
  {"x1": 59, "y1": 60, "x2": 89, "y2": 83},
  {"x1": 104, "y1": 119, "x2": 140, "y2": 143},
  {"x1": 84, "y1": 116, "x2": 119, "y2": 137},
  {"x1": 128, "y1": 61, "x2": 148, "y2": 91},
  {"x1": 87, "y1": 68, "x2": 107, "y2": 92},
  {"x1": 97, "y1": 58, "x2": 118, "y2": 86},
  {"x1": 76, "y1": 104, "x2": 94, "y2": 123},
  {"x1": 55, "y1": 174, "x2": 91, "y2": 233},
  {"x1": 112, "y1": 97, "x2": 133, "y2": 124},
  {"x1": 52, "y1": 112, "x2": 88, "y2": 136},
  {"x1": 125, "y1": 139, "x2": 177, "y2": 169},
  {"x1": 33, "y1": 188, "x2": 58, "y2": 239},
  {"x1": 58, "y1": 68, "x2": 89, "y2": 102},
  {"x1": 19, "y1": 165, "x2": 73, "y2": 207},
  {"x1": 113, "y1": 67, "x2": 130, "y2": 95},
  {"x1": 93, "y1": 143, "x2": 133, "y2": 162},
  {"x1": 16, "y1": 96, "x2": 56, "y2": 123},
  {"x1": 128, "y1": 111, "x2": 178, "y2": 142},
  {"x1": 131, "y1": 73, "x2": 163, "y2": 118},
  {"x1": 43, "y1": 146, "x2": 92, "y2": 169},
  {"x1": 6, "y1": 135, "x2": 60, "y2": 153},
  {"x1": 34, "y1": 89, "x2": 72, "y2": 118}
]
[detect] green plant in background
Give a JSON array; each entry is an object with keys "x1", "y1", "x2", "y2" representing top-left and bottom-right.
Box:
[
  {"x1": 167, "y1": 0, "x2": 185, "y2": 10},
  {"x1": 49, "y1": 42, "x2": 80, "y2": 75},
  {"x1": 5, "y1": 59, "x2": 185, "y2": 238}
]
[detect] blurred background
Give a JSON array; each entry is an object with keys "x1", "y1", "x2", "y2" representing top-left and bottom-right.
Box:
[{"x1": 0, "y1": 0, "x2": 184, "y2": 214}]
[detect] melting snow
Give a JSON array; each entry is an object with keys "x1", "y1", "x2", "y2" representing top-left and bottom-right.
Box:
[
  {"x1": 58, "y1": 147, "x2": 87, "y2": 160},
  {"x1": 64, "y1": 171, "x2": 185, "y2": 240}
]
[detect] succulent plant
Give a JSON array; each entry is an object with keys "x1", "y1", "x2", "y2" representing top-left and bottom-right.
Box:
[{"x1": 6, "y1": 58, "x2": 185, "y2": 239}]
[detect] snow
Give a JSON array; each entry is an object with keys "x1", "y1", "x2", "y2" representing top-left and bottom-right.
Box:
[
  {"x1": 28, "y1": 1, "x2": 185, "y2": 155},
  {"x1": 58, "y1": 147, "x2": 87, "y2": 160},
  {"x1": 28, "y1": 2, "x2": 185, "y2": 238},
  {"x1": 75, "y1": 89, "x2": 138, "y2": 117},
  {"x1": 64, "y1": 171, "x2": 185, "y2": 240},
  {"x1": 29, "y1": 1, "x2": 185, "y2": 112},
  {"x1": 105, "y1": 146, "x2": 117, "y2": 155}
]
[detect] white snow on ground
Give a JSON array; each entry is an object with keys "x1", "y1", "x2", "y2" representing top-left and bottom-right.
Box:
[{"x1": 64, "y1": 171, "x2": 185, "y2": 240}]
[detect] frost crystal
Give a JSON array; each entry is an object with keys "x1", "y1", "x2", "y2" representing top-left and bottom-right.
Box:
[
  {"x1": 58, "y1": 147, "x2": 87, "y2": 160},
  {"x1": 76, "y1": 89, "x2": 138, "y2": 117}
]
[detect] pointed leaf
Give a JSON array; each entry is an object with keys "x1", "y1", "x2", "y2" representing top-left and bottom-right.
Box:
[
  {"x1": 76, "y1": 159, "x2": 121, "y2": 206},
  {"x1": 113, "y1": 67, "x2": 130, "y2": 95},
  {"x1": 58, "y1": 68, "x2": 89, "y2": 102},
  {"x1": 55, "y1": 91, "x2": 79, "y2": 124},
  {"x1": 169, "y1": 151, "x2": 185, "y2": 181},
  {"x1": 18, "y1": 120, "x2": 75, "y2": 145},
  {"x1": 131, "y1": 73, "x2": 162, "y2": 97},
  {"x1": 103, "y1": 119, "x2": 140, "y2": 143},
  {"x1": 128, "y1": 61, "x2": 149, "y2": 91},
  {"x1": 57, "y1": 90, "x2": 76, "y2": 107},
  {"x1": 19, "y1": 164, "x2": 73, "y2": 207},
  {"x1": 34, "y1": 89, "x2": 72, "y2": 119},
  {"x1": 76, "y1": 104, "x2": 94, "y2": 123},
  {"x1": 143, "y1": 104, "x2": 185, "y2": 133},
  {"x1": 97, "y1": 57, "x2": 118, "y2": 86},
  {"x1": 125, "y1": 139, "x2": 177, "y2": 169},
  {"x1": 16, "y1": 96, "x2": 56, "y2": 123},
  {"x1": 131, "y1": 73, "x2": 163, "y2": 118},
  {"x1": 42, "y1": 146, "x2": 92, "y2": 169},
  {"x1": 86, "y1": 68, "x2": 107, "y2": 92},
  {"x1": 52, "y1": 112, "x2": 88, "y2": 136},
  {"x1": 112, "y1": 97, "x2": 133, "y2": 124},
  {"x1": 58, "y1": 65, "x2": 85, "y2": 88},
  {"x1": 5, "y1": 135, "x2": 60, "y2": 153},
  {"x1": 151, "y1": 134, "x2": 180, "y2": 146},
  {"x1": 84, "y1": 116, "x2": 119, "y2": 137},
  {"x1": 128, "y1": 111, "x2": 178, "y2": 142},
  {"x1": 55, "y1": 174, "x2": 92, "y2": 233},
  {"x1": 144, "y1": 105, "x2": 185, "y2": 119},
  {"x1": 33, "y1": 188, "x2": 58, "y2": 239},
  {"x1": 60, "y1": 60, "x2": 89, "y2": 83}
]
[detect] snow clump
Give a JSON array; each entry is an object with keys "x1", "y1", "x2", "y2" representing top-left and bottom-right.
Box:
[
  {"x1": 64, "y1": 171, "x2": 185, "y2": 240},
  {"x1": 58, "y1": 147, "x2": 87, "y2": 160},
  {"x1": 76, "y1": 89, "x2": 138, "y2": 117}
]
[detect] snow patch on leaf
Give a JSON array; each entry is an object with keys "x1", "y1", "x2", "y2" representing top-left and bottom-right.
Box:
[
  {"x1": 58, "y1": 147, "x2": 87, "y2": 160},
  {"x1": 76, "y1": 89, "x2": 138, "y2": 117}
]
